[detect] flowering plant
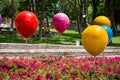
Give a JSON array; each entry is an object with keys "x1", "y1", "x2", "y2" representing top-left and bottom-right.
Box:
[{"x1": 0, "y1": 57, "x2": 120, "y2": 80}]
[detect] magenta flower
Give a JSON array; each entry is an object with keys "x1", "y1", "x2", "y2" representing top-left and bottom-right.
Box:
[
  {"x1": 46, "y1": 73, "x2": 51, "y2": 80},
  {"x1": 56, "y1": 63, "x2": 63, "y2": 68},
  {"x1": 103, "y1": 69, "x2": 109, "y2": 74},
  {"x1": 22, "y1": 76, "x2": 27, "y2": 80},
  {"x1": 3, "y1": 68, "x2": 9, "y2": 72},
  {"x1": 0, "y1": 76, "x2": 3, "y2": 80},
  {"x1": 71, "y1": 74, "x2": 77, "y2": 80},
  {"x1": 60, "y1": 67, "x2": 70, "y2": 74},
  {"x1": 36, "y1": 75, "x2": 43, "y2": 80},
  {"x1": 114, "y1": 66, "x2": 120, "y2": 73},
  {"x1": 79, "y1": 63, "x2": 92, "y2": 72},
  {"x1": 55, "y1": 76, "x2": 59, "y2": 80},
  {"x1": 10, "y1": 73, "x2": 14, "y2": 80}
]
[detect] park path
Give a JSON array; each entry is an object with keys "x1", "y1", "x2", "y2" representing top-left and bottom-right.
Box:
[{"x1": 0, "y1": 43, "x2": 120, "y2": 58}]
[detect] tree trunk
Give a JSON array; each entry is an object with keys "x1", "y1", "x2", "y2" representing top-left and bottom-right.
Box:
[
  {"x1": 92, "y1": 0, "x2": 100, "y2": 20},
  {"x1": 78, "y1": 0, "x2": 83, "y2": 33},
  {"x1": 38, "y1": 0, "x2": 47, "y2": 40},
  {"x1": 29, "y1": 0, "x2": 36, "y2": 13},
  {"x1": 105, "y1": 0, "x2": 109, "y2": 16},
  {"x1": 83, "y1": 0, "x2": 88, "y2": 28},
  {"x1": 105, "y1": 0, "x2": 116, "y2": 36},
  {"x1": 53, "y1": 0, "x2": 58, "y2": 13},
  {"x1": 29, "y1": 0, "x2": 32, "y2": 11},
  {"x1": 70, "y1": 0, "x2": 81, "y2": 34},
  {"x1": 46, "y1": 17, "x2": 49, "y2": 28},
  {"x1": 76, "y1": 0, "x2": 81, "y2": 34},
  {"x1": 11, "y1": 0, "x2": 15, "y2": 29},
  {"x1": 32, "y1": 0, "x2": 36, "y2": 14},
  {"x1": 110, "y1": 0, "x2": 116, "y2": 36}
]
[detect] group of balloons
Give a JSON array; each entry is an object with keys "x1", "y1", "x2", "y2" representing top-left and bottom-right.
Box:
[
  {"x1": 14, "y1": 11, "x2": 69, "y2": 39},
  {"x1": 0, "y1": 10, "x2": 113, "y2": 57},
  {"x1": 82, "y1": 16, "x2": 113, "y2": 57}
]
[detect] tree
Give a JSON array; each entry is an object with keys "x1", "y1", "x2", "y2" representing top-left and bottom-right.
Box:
[
  {"x1": 29, "y1": 0, "x2": 36, "y2": 13},
  {"x1": 114, "y1": 0, "x2": 120, "y2": 35},
  {"x1": 15, "y1": 0, "x2": 120, "y2": 37},
  {"x1": 0, "y1": 0, "x2": 11, "y2": 17},
  {"x1": 83, "y1": 0, "x2": 88, "y2": 28},
  {"x1": 11, "y1": 0, "x2": 15, "y2": 29},
  {"x1": 68, "y1": 0, "x2": 83, "y2": 34},
  {"x1": 38, "y1": 0, "x2": 47, "y2": 40},
  {"x1": 105, "y1": 0, "x2": 116, "y2": 35},
  {"x1": 92, "y1": 0, "x2": 100, "y2": 20}
]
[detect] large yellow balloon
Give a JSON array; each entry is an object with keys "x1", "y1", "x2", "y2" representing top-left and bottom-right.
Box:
[
  {"x1": 82, "y1": 25, "x2": 108, "y2": 57},
  {"x1": 93, "y1": 16, "x2": 111, "y2": 27}
]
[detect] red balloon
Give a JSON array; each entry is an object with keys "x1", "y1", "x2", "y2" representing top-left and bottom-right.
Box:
[
  {"x1": 52, "y1": 13, "x2": 70, "y2": 33},
  {"x1": 15, "y1": 11, "x2": 38, "y2": 38}
]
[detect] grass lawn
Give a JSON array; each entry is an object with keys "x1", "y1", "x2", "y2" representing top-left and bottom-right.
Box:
[
  {"x1": 109, "y1": 35, "x2": 120, "y2": 46},
  {"x1": 0, "y1": 29, "x2": 81, "y2": 45},
  {"x1": 0, "y1": 29, "x2": 120, "y2": 46}
]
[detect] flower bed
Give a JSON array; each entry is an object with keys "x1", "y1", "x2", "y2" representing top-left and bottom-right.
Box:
[{"x1": 0, "y1": 57, "x2": 120, "y2": 80}]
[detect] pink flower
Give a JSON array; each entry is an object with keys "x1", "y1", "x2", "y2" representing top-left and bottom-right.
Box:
[
  {"x1": 46, "y1": 73, "x2": 51, "y2": 80},
  {"x1": 56, "y1": 63, "x2": 63, "y2": 68},
  {"x1": 79, "y1": 64, "x2": 92, "y2": 72},
  {"x1": 71, "y1": 74, "x2": 77, "y2": 80},
  {"x1": 36, "y1": 75, "x2": 43, "y2": 80},
  {"x1": 55, "y1": 76, "x2": 59, "y2": 80},
  {"x1": 22, "y1": 76, "x2": 27, "y2": 80},
  {"x1": 10, "y1": 73, "x2": 14, "y2": 80},
  {"x1": 26, "y1": 71, "x2": 31, "y2": 77},
  {"x1": 114, "y1": 66, "x2": 120, "y2": 73},
  {"x1": 3, "y1": 68, "x2": 9, "y2": 72},
  {"x1": 95, "y1": 73, "x2": 101, "y2": 77},
  {"x1": 103, "y1": 67, "x2": 111, "y2": 74},
  {"x1": 0, "y1": 76, "x2": 3, "y2": 80},
  {"x1": 103, "y1": 69, "x2": 109, "y2": 74},
  {"x1": 60, "y1": 67, "x2": 70, "y2": 74}
]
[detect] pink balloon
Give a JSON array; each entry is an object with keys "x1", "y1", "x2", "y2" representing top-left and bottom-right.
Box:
[{"x1": 52, "y1": 13, "x2": 70, "y2": 33}]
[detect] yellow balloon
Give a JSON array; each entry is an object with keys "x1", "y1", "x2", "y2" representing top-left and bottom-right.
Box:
[
  {"x1": 93, "y1": 16, "x2": 111, "y2": 27},
  {"x1": 82, "y1": 25, "x2": 108, "y2": 57}
]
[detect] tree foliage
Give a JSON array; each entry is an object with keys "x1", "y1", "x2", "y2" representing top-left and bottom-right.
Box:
[
  {"x1": 0, "y1": 0, "x2": 11, "y2": 17},
  {"x1": 1, "y1": 0, "x2": 120, "y2": 36}
]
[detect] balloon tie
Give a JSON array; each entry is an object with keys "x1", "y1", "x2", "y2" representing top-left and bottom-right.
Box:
[
  {"x1": 94, "y1": 56, "x2": 97, "y2": 75},
  {"x1": 26, "y1": 39, "x2": 30, "y2": 53},
  {"x1": 59, "y1": 33, "x2": 62, "y2": 57}
]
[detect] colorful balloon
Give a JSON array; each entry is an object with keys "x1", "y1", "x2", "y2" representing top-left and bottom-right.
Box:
[
  {"x1": 93, "y1": 16, "x2": 111, "y2": 27},
  {"x1": 0, "y1": 13, "x2": 2, "y2": 24},
  {"x1": 82, "y1": 25, "x2": 108, "y2": 57},
  {"x1": 15, "y1": 11, "x2": 38, "y2": 38},
  {"x1": 52, "y1": 13, "x2": 70, "y2": 33},
  {"x1": 101, "y1": 25, "x2": 113, "y2": 44}
]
